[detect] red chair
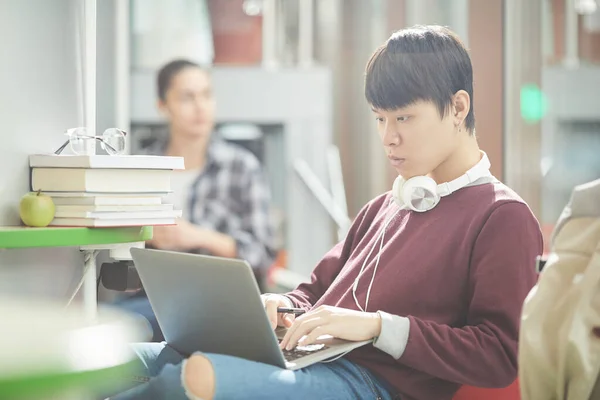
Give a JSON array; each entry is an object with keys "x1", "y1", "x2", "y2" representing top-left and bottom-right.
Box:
[{"x1": 452, "y1": 379, "x2": 520, "y2": 400}]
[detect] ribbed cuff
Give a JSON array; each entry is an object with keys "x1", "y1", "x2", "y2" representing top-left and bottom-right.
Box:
[
  {"x1": 281, "y1": 295, "x2": 295, "y2": 308},
  {"x1": 372, "y1": 311, "x2": 410, "y2": 359},
  {"x1": 263, "y1": 292, "x2": 296, "y2": 308}
]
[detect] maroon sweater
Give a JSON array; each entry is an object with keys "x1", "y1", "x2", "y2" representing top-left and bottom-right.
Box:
[{"x1": 286, "y1": 181, "x2": 543, "y2": 400}]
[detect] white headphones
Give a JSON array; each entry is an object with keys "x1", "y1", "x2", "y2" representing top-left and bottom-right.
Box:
[
  {"x1": 392, "y1": 151, "x2": 492, "y2": 212},
  {"x1": 352, "y1": 151, "x2": 493, "y2": 312}
]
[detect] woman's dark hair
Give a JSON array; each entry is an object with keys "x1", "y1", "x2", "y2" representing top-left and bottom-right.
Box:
[
  {"x1": 365, "y1": 25, "x2": 475, "y2": 132},
  {"x1": 156, "y1": 59, "x2": 204, "y2": 101}
]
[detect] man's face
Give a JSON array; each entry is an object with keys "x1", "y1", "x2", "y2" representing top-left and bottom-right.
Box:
[
  {"x1": 372, "y1": 100, "x2": 459, "y2": 179},
  {"x1": 159, "y1": 68, "x2": 216, "y2": 139}
]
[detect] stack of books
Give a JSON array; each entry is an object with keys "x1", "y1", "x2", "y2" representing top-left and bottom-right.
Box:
[{"x1": 28, "y1": 154, "x2": 185, "y2": 227}]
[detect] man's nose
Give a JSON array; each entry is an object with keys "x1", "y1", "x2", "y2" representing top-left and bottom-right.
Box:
[{"x1": 382, "y1": 124, "x2": 400, "y2": 146}]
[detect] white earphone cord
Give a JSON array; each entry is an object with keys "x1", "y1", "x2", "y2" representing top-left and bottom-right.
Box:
[{"x1": 352, "y1": 203, "x2": 401, "y2": 312}]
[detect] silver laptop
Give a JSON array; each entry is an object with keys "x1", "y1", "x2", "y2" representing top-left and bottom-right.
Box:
[{"x1": 130, "y1": 247, "x2": 371, "y2": 370}]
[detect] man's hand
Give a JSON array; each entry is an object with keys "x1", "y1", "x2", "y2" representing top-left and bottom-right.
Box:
[
  {"x1": 147, "y1": 219, "x2": 200, "y2": 251},
  {"x1": 148, "y1": 219, "x2": 238, "y2": 258},
  {"x1": 261, "y1": 294, "x2": 298, "y2": 330},
  {"x1": 279, "y1": 305, "x2": 382, "y2": 350}
]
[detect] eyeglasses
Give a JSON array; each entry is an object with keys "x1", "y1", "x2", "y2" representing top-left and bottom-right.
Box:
[{"x1": 54, "y1": 127, "x2": 127, "y2": 156}]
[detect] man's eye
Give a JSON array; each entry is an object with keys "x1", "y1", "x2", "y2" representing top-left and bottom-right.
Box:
[
  {"x1": 375, "y1": 117, "x2": 384, "y2": 123},
  {"x1": 397, "y1": 116, "x2": 410, "y2": 122}
]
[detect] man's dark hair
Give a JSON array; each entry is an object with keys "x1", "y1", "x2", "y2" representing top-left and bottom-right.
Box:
[
  {"x1": 365, "y1": 25, "x2": 475, "y2": 132},
  {"x1": 157, "y1": 59, "x2": 205, "y2": 101}
]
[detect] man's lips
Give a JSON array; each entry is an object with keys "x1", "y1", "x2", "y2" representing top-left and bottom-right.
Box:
[{"x1": 387, "y1": 155, "x2": 405, "y2": 166}]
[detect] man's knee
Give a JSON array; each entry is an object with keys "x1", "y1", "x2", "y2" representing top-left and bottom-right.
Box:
[{"x1": 183, "y1": 354, "x2": 215, "y2": 400}]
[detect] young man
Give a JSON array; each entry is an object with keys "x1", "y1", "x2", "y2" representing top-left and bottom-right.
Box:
[{"x1": 111, "y1": 25, "x2": 543, "y2": 400}]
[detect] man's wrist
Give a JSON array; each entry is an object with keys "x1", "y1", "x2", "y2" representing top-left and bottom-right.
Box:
[
  {"x1": 370, "y1": 311, "x2": 383, "y2": 339},
  {"x1": 190, "y1": 226, "x2": 237, "y2": 258},
  {"x1": 262, "y1": 293, "x2": 295, "y2": 308},
  {"x1": 279, "y1": 295, "x2": 295, "y2": 308}
]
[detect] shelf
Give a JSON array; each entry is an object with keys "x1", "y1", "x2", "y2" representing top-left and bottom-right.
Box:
[
  {"x1": 0, "y1": 297, "x2": 147, "y2": 398},
  {"x1": 0, "y1": 226, "x2": 152, "y2": 249}
]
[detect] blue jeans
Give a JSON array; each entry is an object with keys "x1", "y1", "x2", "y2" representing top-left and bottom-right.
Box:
[
  {"x1": 112, "y1": 292, "x2": 164, "y2": 342},
  {"x1": 111, "y1": 343, "x2": 395, "y2": 400}
]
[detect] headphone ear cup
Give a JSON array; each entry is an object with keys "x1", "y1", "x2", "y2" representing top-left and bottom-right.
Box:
[
  {"x1": 392, "y1": 175, "x2": 406, "y2": 208},
  {"x1": 401, "y1": 176, "x2": 440, "y2": 212}
]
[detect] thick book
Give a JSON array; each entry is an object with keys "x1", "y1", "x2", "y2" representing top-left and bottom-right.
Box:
[
  {"x1": 49, "y1": 195, "x2": 164, "y2": 206},
  {"x1": 31, "y1": 168, "x2": 172, "y2": 193},
  {"x1": 53, "y1": 209, "x2": 182, "y2": 219},
  {"x1": 42, "y1": 191, "x2": 167, "y2": 204},
  {"x1": 29, "y1": 154, "x2": 184, "y2": 170},
  {"x1": 48, "y1": 217, "x2": 177, "y2": 227},
  {"x1": 54, "y1": 204, "x2": 174, "y2": 213}
]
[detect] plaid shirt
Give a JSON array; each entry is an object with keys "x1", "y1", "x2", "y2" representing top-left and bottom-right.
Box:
[{"x1": 142, "y1": 136, "x2": 277, "y2": 271}]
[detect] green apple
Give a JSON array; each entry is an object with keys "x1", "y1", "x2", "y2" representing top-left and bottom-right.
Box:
[{"x1": 19, "y1": 190, "x2": 55, "y2": 227}]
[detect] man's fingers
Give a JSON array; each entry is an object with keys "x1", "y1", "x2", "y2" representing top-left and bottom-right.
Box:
[
  {"x1": 298, "y1": 326, "x2": 327, "y2": 347},
  {"x1": 264, "y1": 295, "x2": 280, "y2": 330},
  {"x1": 283, "y1": 314, "x2": 295, "y2": 327},
  {"x1": 281, "y1": 317, "x2": 322, "y2": 350}
]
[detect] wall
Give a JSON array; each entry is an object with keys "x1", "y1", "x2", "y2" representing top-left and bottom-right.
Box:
[
  {"x1": 469, "y1": 0, "x2": 504, "y2": 180},
  {"x1": 97, "y1": 0, "x2": 117, "y2": 134},
  {"x1": 0, "y1": 0, "x2": 85, "y2": 299}
]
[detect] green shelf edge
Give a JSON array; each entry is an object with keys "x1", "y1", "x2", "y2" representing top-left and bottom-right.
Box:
[
  {"x1": 0, "y1": 360, "x2": 138, "y2": 399},
  {"x1": 0, "y1": 226, "x2": 153, "y2": 249}
]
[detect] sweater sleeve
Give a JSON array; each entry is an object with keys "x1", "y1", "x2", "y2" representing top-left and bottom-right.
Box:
[
  {"x1": 397, "y1": 202, "x2": 543, "y2": 388},
  {"x1": 285, "y1": 198, "x2": 375, "y2": 309}
]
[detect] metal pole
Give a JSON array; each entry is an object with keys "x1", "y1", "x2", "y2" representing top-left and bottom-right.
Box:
[
  {"x1": 449, "y1": 0, "x2": 469, "y2": 47},
  {"x1": 298, "y1": 0, "x2": 314, "y2": 67},
  {"x1": 368, "y1": 0, "x2": 389, "y2": 197},
  {"x1": 294, "y1": 159, "x2": 352, "y2": 238},
  {"x1": 564, "y1": 0, "x2": 580, "y2": 67},
  {"x1": 327, "y1": 146, "x2": 349, "y2": 241},
  {"x1": 115, "y1": 0, "x2": 130, "y2": 153},
  {"x1": 503, "y1": 0, "x2": 543, "y2": 216},
  {"x1": 84, "y1": 0, "x2": 97, "y2": 154},
  {"x1": 82, "y1": 250, "x2": 97, "y2": 321},
  {"x1": 262, "y1": 0, "x2": 278, "y2": 68},
  {"x1": 327, "y1": 146, "x2": 348, "y2": 219}
]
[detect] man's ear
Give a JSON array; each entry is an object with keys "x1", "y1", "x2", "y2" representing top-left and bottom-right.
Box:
[
  {"x1": 157, "y1": 99, "x2": 170, "y2": 118},
  {"x1": 452, "y1": 90, "x2": 470, "y2": 128}
]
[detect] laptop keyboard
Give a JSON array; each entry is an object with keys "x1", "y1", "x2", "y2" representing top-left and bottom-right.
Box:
[{"x1": 280, "y1": 342, "x2": 330, "y2": 362}]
